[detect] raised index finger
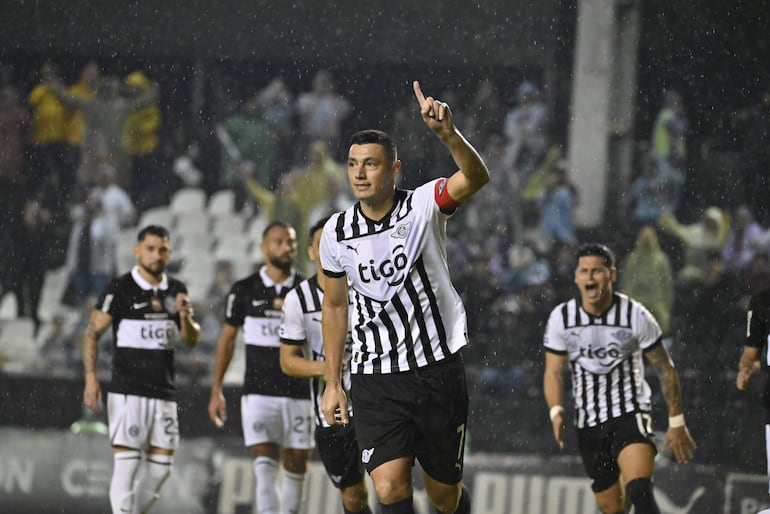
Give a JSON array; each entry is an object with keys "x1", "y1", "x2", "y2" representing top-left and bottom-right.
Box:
[{"x1": 413, "y1": 80, "x2": 427, "y2": 107}]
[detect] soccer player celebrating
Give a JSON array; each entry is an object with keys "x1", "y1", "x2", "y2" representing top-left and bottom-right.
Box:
[
  {"x1": 319, "y1": 81, "x2": 489, "y2": 514},
  {"x1": 543, "y1": 243, "x2": 696, "y2": 514},
  {"x1": 82, "y1": 224, "x2": 201, "y2": 514},
  {"x1": 279, "y1": 216, "x2": 372, "y2": 514}
]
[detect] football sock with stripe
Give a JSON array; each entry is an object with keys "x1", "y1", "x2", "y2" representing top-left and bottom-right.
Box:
[
  {"x1": 281, "y1": 470, "x2": 306, "y2": 514},
  {"x1": 110, "y1": 450, "x2": 141, "y2": 514},
  {"x1": 254, "y1": 456, "x2": 280, "y2": 514},
  {"x1": 136, "y1": 453, "x2": 173, "y2": 514}
]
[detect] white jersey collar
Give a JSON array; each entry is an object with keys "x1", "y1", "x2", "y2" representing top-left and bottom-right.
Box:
[
  {"x1": 131, "y1": 266, "x2": 169, "y2": 291},
  {"x1": 258, "y1": 265, "x2": 295, "y2": 292}
]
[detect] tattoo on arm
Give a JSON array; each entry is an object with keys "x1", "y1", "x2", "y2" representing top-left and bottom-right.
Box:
[
  {"x1": 647, "y1": 345, "x2": 683, "y2": 415},
  {"x1": 83, "y1": 318, "x2": 108, "y2": 373}
]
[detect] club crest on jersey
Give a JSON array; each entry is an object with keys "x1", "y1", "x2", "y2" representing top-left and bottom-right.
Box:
[
  {"x1": 273, "y1": 297, "x2": 284, "y2": 310},
  {"x1": 151, "y1": 297, "x2": 163, "y2": 312},
  {"x1": 611, "y1": 329, "x2": 632, "y2": 342},
  {"x1": 391, "y1": 221, "x2": 412, "y2": 239},
  {"x1": 163, "y1": 296, "x2": 178, "y2": 314}
]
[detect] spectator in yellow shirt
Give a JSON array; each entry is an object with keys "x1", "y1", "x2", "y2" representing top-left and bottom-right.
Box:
[{"x1": 122, "y1": 71, "x2": 164, "y2": 207}]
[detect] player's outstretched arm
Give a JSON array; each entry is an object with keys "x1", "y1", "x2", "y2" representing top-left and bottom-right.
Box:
[
  {"x1": 82, "y1": 310, "x2": 112, "y2": 413},
  {"x1": 413, "y1": 80, "x2": 489, "y2": 203},
  {"x1": 645, "y1": 344, "x2": 696, "y2": 463}
]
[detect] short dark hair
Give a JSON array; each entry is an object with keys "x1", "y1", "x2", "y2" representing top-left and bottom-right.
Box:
[
  {"x1": 309, "y1": 215, "x2": 332, "y2": 240},
  {"x1": 576, "y1": 243, "x2": 615, "y2": 268},
  {"x1": 349, "y1": 129, "x2": 397, "y2": 162},
  {"x1": 262, "y1": 220, "x2": 292, "y2": 239},
  {"x1": 137, "y1": 225, "x2": 170, "y2": 242}
]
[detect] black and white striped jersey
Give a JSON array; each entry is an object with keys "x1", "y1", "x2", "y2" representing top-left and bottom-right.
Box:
[
  {"x1": 223, "y1": 265, "x2": 309, "y2": 399},
  {"x1": 97, "y1": 266, "x2": 187, "y2": 401},
  {"x1": 320, "y1": 179, "x2": 469, "y2": 375},
  {"x1": 544, "y1": 292, "x2": 663, "y2": 428},
  {"x1": 279, "y1": 275, "x2": 353, "y2": 427}
]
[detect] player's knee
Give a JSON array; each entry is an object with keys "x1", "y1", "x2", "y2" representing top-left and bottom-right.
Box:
[
  {"x1": 341, "y1": 482, "x2": 369, "y2": 511},
  {"x1": 282, "y1": 448, "x2": 310, "y2": 474},
  {"x1": 373, "y1": 477, "x2": 411, "y2": 504},
  {"x1": 625, "y1": 477, "x2": 660, "y2": 514}
]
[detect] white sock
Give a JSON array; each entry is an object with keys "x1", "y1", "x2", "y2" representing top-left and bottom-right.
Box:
[
  {"x1": 254, "y1": 456, "x2": 280, "y2": 514},
  {"x1": 135, "y1": 453, "x2": 173, "y2": 514},
  {"x1": 110, "y1": 450, "x2": 141, "y2": 514},
  {"x1": 281, "y1": 470, "x2": 306, "y2": 514}
]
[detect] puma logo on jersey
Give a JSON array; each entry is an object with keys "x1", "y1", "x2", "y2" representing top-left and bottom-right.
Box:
[
  {"x1": 346, "y1": 244, "x2": 359, "y2": 254},
  {"x1": 391, "y1": 222, "x2": 412, "y2": 239},
  {"x1": 361, "y1": 448, "x2": 374, "y2": 463},
  {"x1": 133, "y1": 302, "x2": 149, "y2": 310},
  {"x1": 252, "y1": 299, "x2": 269, "y2": 307}
]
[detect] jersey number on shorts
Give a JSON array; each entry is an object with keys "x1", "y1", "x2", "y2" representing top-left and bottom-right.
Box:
[
  {"x1": 292, "y1": 415, "x2": 312, "y2": 435},
  {"x1": 455, "y1": 423, "x2": 466, "y2": 470},
  {"x1": 634, "y1": 413, "x2": 653, "y2": 436},
  {"x1": 164, "y1": 416, "x2": 179, "y2": 436}
]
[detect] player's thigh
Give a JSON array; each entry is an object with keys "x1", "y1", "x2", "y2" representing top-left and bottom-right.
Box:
[
  {"x1": 613, "y1": 412, "x2": 657, "y2": 481},
  {"x1": 413, "y1": 355, "x2": 469, "y2": 485},
  {"x1": 108, "y1": 393, "x2": 146, "y2": 449},
  {"x1": 350, "y1": 373, "x2": 415, "y2": 475},
  {"x1": 617, "y1": 443, "x2": 656, "y2": 481},
  {"x1": 107, "y1": 393, "x2": 179, "y2": 451},
  {"x1": 577, "y1": 423, "x2": 619, "y2": 493},
  {"x1": 241, "y1": 394, "x2": 286, "y2": 447},
  {"x1": 147, "y1": 398, "x2": 180, "y2": 451},
  {"x1": 281, "y1": 397, "x2": 314, "y2": 450}
]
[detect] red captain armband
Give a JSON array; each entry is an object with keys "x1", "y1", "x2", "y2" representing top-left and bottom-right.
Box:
[{"x1": 434, "y1": 178, "x2": 461, "y2": 212}]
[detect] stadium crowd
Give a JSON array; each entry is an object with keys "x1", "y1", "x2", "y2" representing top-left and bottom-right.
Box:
[{"x1": 1, "y1": 56, "x2": 769, "y2": 466}]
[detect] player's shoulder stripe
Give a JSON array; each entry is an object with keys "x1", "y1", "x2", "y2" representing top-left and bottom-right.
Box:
[{"x1": 294, "y1": 277, "x2": 322, "y2": 313}]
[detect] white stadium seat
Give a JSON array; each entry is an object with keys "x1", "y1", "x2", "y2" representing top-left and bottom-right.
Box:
[
  {"x1": 0, "y1": 317, "x2": 38, "y2": 373},
  {"x1": 208, "y1": 189, "x2": 236, "y2": 217},
  {"x1": 170, "y1": 187, "x2": 207, "y2": 215}
]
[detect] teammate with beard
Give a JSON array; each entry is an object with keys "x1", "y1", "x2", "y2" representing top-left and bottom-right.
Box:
[
  {"x1": 82, "y1": 224, "x2": 201, "y2": 514},
  {"x1": 208, "y1": 220, "x2": 312, "y2": 514}
]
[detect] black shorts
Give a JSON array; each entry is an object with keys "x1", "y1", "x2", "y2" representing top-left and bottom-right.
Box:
[
  {"x1": 350, "y1": 352, "x2": 468, "y2": 485},
  {"x1": 577, "y1": 412, "x2": 657, "y2": 492},
  {"x1": 315, "y1": 421, "x2": 366, "y2": 489}
]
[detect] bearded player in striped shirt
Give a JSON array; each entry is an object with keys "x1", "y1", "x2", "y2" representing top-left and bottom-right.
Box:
[
  {"x1": 319, "y1": 81, "x2": 489, "y2": 514},
  {"x1": 543, "y1": 243, "x2": 696, "y2": 514}
]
